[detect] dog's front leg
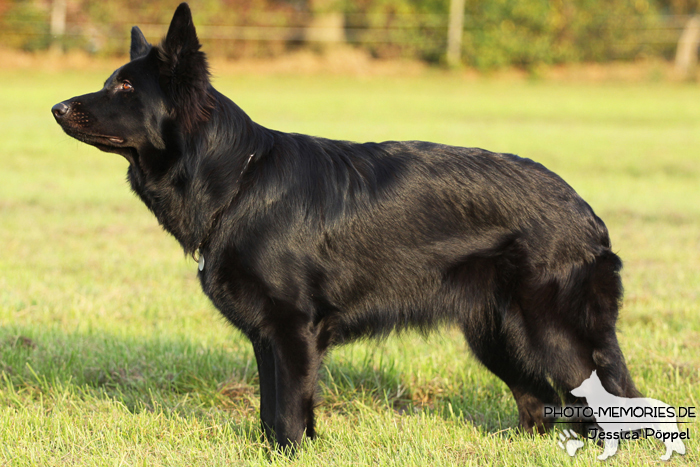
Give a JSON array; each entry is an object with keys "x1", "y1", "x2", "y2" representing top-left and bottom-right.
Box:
[
  {"x1": 253, "y1": 339, "x2": 277, "y2": 443},
  {"x1": 271, "y1": 320, "x2": 321, "y2": 451}
]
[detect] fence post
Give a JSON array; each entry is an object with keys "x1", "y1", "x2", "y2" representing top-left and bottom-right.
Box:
[
  {"x1": 50, "y1": 0, "x2": 67, "y2": 53},
  {"x1": 675, "y1": 15, "x2": 700, "y2": 79},
  {"x1": 306, "y1": 0, "x2": 345, "y2": 51},
  {"x1": 447, "y1": 0, "x2": 466, "y2": 67}
]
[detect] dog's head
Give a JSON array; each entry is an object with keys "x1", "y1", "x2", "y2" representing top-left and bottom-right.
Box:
[
  {"x1": 51, "y1": 3, "x2": 213, "y2": 164},
  {"x1": 570, "y1": 370, "x2": 602, "y2": 399}
]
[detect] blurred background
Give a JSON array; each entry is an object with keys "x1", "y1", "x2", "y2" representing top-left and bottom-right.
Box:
[
  {"x1": 1, "y1": 0, "x2": 699, "y2": 76},
  {"x1": 1, "y1": 2, "x2": 699, "y2": 464}
]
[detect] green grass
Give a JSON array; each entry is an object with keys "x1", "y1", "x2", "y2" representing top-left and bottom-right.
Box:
[{"x1": 1, "y1": 65, "x2": 699, "y2": 466}]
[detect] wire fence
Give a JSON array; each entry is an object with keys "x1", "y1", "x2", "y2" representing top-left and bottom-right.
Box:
[
  {"x1": 0, "y1": 11, "x2": 696, "y2": 66},
  {"x1": 1, "y1": 15, "x2": 694, "y2": 43}
]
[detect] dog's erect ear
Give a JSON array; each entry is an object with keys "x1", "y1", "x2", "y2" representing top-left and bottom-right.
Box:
[
  {"x1": 163, "y1": 3, "x2": 199, "y2": 55},
  {"x1": 130, "y1": 26, "x2": 151, "y2": 60},
  {"x1": 157, "y1": 3, "x2": 213, "y2": 133}
]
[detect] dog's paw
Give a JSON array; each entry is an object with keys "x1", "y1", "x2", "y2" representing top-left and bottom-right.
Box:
[{"x1": 557, "y1": 429, "x2": 584, "y2": 457}]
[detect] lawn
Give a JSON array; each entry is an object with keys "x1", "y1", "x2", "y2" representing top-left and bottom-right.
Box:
[{"x1": 0, "y1": 64, "x2": 698, "y2": 466}]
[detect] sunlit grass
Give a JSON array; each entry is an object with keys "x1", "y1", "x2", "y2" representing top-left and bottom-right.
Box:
[{"x1": 0, "y1": 66, "x2": 698, "y2": 465}]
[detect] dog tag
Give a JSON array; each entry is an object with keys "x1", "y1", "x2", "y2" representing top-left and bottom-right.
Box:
[{"x1": 198, "y1": 252, "x2": 205, "y2": 271}]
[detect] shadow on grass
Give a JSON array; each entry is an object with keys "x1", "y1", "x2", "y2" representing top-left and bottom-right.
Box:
[
  {"x1": 0, "y1": 325, "x2": 519, "y2": 439},
  {"x1": 319, "y1": 356, "x2": 518, "y2": 437}
]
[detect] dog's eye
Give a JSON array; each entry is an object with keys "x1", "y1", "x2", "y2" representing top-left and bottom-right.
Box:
[{"x1": 119, "y1": 81, "x2": 134, "y2": 92}]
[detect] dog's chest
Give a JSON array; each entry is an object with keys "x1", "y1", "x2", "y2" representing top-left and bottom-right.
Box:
[{"x1": 194, "y1": 249, "x2": 267, "y2": 334}]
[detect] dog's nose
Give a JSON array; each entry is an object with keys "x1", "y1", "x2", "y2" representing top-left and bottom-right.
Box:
[{"x1": 52, "y1": 102, "x2": 70, "y2": 119}]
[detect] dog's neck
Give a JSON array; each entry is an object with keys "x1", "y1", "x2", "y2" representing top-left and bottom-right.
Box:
[
  {"x1": 191, "y1": 151, "x2": 255, "y2": 261},
  {"x1": 126, "y1": 90, "x2": 274, "y2": 256}
]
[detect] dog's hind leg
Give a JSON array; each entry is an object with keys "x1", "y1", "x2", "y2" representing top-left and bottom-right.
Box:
[
  {"x1": 534, "y1": 251, "x2": 640, "y2": 434},
  {"x1": 586, "y1": 252, "x2": 639, "y2": 399},
  {"x1": 459, "y1": 300, "x2": 562, "y2": 433},
  {"x1": 506, "y1": 373, "x2": 562, "y2": 434},
  {"x1": 561, "y1": 252, "x2": 639, "y2": 399},
  {"x1": 590, "y1": 334, "x2": 639, "y2": 399},
  {"x1": 462, "y1": 319, "x2": 561, "y2": 433},
  {"x1": 554, "y1": 352, "x2": 600, "y2": 437},
  {"x1": 451, "y1": 244, "x2": 561, "y2": 433}
]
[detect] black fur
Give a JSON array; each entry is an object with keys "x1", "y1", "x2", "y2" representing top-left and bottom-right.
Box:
[{"x1": 52, "y1": 3, "x2": 639, "y2": 450}]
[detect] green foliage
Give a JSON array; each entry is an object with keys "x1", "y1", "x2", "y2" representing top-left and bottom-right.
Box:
[
  {"x1": 656, "y1": 0, "x2": 700, "y2": 14},
  {"x1": 1, "y1": 0, "x2": 50, "y2": 51},
  {"x1": 75, "y1": 0, "x2": 304, "y2": 58},
  {"x1": 0, "y1": 0, "x2": 669, "y2": 68},
  {"x1": 345, "y1": 0, "x2": 449, "y2": 62},
  {"x1": 463, "y1": 0, "x2": 564, "y2": 69},
  {"x1": 344, "y1": 0, "x2": 661, "y2": 68}
]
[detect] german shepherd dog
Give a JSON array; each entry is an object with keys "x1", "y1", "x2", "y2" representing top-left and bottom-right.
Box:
[{"x1": 52, "y1": 3, "x2": 639, "y2": 450}]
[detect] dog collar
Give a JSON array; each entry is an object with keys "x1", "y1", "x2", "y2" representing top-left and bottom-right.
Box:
[{"x1": 192, "y1": 153, "x2": 255, "y2": 270}]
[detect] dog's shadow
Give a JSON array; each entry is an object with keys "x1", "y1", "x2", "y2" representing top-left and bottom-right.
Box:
[
  {"x1": 319, "y1": 350, "x2": 518, "y2": 436},
  {"x1": 1, "y1": 326, "x2": 517, "y2": 437}
]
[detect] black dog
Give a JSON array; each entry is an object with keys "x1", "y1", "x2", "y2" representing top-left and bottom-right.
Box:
[{"x1": 52, "y1": 3, "x2": 639, "y2": 450}]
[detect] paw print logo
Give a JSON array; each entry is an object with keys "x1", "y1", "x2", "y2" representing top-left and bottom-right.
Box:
[{"x1": 557, "y1": 429, "x2": 584, "y2": 457}]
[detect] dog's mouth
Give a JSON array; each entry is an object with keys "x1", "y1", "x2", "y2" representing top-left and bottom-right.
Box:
[
  {"x1": 52, "y1": 105, "x2": 127, "y2": 148},
  {"x1": 62, "y1": 127, "x2": 126, "y2": 147},
  {"x1": 55, "y1": 117, "x2": 135, "y2": 162},
  {"x1": 88, "y1": 134, "x2": 125, "y2": 145}
]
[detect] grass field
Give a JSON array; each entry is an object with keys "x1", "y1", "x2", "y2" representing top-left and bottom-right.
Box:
[{"x1": 0, "y1": 64, "x2": 699, "y2": 466}]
